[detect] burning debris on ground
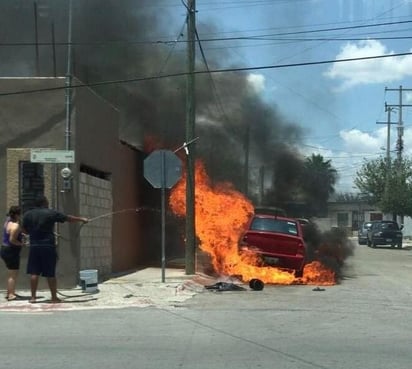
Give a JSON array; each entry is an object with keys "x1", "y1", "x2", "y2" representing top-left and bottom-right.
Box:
[
  {"x1": 205, "y1": 282, "x2": 247, "y2": 292},
  {"x1": 203, "y1": 278, "x2": 265, "y2": 292}
]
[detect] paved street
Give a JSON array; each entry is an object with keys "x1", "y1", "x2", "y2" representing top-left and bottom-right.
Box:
[{"x1": 1, "y1": 242, "x2": 412, "y2": 369}]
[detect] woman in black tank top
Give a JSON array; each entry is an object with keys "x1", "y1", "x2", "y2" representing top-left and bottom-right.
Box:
[{"x1": 1, "y1": 206, "x2": 24, "y2": 301}]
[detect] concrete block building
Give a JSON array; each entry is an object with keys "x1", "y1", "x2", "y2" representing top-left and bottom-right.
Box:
[{"x1": 0, "y1": 77, "x2": 149, "y2": 288}]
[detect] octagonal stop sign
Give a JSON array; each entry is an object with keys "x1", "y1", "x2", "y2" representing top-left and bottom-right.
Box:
[{"x1": 144, "y1": 150, "x2": 182, "y2": 189}]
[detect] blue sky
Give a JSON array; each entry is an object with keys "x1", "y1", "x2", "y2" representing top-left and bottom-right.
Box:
[{"x1": 166, "y1": 0, "x2": 412, "y2": 193}]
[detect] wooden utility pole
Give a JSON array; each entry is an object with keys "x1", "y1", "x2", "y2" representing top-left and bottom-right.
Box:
[
  {"x1": 385, "y1": 86, "x2": 412, "y2": 161},
  {"x1": 243, "y1": 123, "x2": 250, "y2": 196},
  {"x1": 385, "y1": 86, "x2": 412, "y2": 223},
  {"x1": 376, "y1": 104, "x2": 396, "y2": 166},
  {"x1": 65, "y1": 0, "x2": 73, "y2": 152},
  {"x1": 377, "y1": 105, "x2": 396, "y2": 199},
  {"x1": 33, "y1": 2, "x2": 40, "y2": 76},
  {"x1": 185, "y1": 0, "x2": 196, "y2": 275}
]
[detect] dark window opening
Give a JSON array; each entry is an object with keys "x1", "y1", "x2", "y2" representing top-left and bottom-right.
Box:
[
  {"x1": 80, "y1": 164, "x2": 111, "y2": 180},
  {"x1": 19, "y1": 161, "x2": 44, "y2": 213}
]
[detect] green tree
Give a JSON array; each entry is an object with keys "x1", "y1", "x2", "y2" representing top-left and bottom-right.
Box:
[
  {"x1": 353, "y1": 157, "x2": 387, "y2": 204},
  {"x1": 300, "y1": 154, "x2": 338, "y2": 215},
  {"x1": 354, "y1": 157, "x2": 412, "y2": 217}
]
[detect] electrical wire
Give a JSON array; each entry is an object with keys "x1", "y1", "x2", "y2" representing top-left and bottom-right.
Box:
[
  {"x1": 0, "y1": 19, "x2": 410, "y2": 47},
  {"x1": 194, "y1": 27, "x2": 230, "y2": 125},
  {"x1": 1, "y1": 51, "x2": 411, "y2": 98},
  {"x1": 157, "y1": 17, "x2": 188, "y2": 75}
]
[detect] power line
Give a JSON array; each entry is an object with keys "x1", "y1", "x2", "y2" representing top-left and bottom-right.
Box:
[
  {"x1": 229, "y1": 36, "x2": 412, "y2": 42},
  {"x1": 198, "y1": 14, "x2": 412, "y2": 37},
  {"x1": 0, "y1": 19, "x2": 410, "y2": 47},
  {"x1": 194, "y1": 27, "x2": 229, "y2": 123},
  {"x1": 157, "y1": 17, "x2": 188, "y2": 74},
  {"x1": 4, "y1": 34, "x2": 412, "y2": 48},
  {"x1": 1, "y1": 51, "x2": 411, "y2": 97},
  {"x1": 204, "y1": 19, "x2": 412, "y2": 40}
]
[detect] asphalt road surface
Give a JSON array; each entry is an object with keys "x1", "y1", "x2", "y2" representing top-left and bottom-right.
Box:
[{"x1": 1, "y1": 241, "x2": 412, "y2": 369}]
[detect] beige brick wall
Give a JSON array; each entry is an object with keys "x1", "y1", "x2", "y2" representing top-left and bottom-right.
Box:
[{"x1": 79, "y1": 172, "x2": 113, "y2": 278}]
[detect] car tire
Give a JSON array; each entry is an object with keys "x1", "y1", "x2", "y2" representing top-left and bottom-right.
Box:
[{"x1": 397, "y1": 243, "x2": 402, "y2": 249}]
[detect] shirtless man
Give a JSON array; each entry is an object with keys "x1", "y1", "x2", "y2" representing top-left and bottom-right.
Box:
[{"x1": 22, "y1": 196, "x2": 88, "y2": 303}]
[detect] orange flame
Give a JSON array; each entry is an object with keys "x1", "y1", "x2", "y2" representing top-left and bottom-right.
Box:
[
  {"x1": 169, "y1": 160, "x2": 335, "y2": 285},
  {"x1": 300, "y1": 261, "x2": 335, "y2": 286}
]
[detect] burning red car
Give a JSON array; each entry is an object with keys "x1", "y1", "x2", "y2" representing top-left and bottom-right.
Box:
[{"x1": 239, "y1": 214, "x2": 306, "y2": 277}]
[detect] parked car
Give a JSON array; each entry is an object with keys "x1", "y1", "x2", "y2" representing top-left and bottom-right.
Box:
[
  {"x1": 366, "y1": 220, "x2": 403, "y2": 248},
  {"x1": 358, "y1": 221, "x2": 372, "y2": 245},
  {"x1": 297, "y1": 218, "x2": 310, "y2": 227},
  {"x1": 239, "y1": 214, "x2": 306, "y2": 276},
  {"x1": 296, "y1": 218, "x2": 312, "y2": 241}
]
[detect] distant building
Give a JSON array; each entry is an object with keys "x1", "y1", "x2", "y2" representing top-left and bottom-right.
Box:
[
  {"x1": 314, "y1": 194, "x2": 412, "y2": 238},
  {"x1": 314, "y1": 195, "x2": 380, "y2": 234}
]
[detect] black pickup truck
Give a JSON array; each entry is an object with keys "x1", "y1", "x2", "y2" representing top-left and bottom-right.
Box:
[{"x1": 366, "y1": 220, "x2": 403, "y2": 249}]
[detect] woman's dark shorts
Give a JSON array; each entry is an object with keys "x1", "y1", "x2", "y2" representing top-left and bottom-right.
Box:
[
  {"x1": 26, "y1": 246, "x2": 57, "y2": 278},
  {"x1": 1, "y1": 245, "x2": 22, "y2": 270}
]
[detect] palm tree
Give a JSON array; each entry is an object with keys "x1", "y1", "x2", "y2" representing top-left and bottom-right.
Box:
[{"x1": 301, "y1": 154, "x2": 338, "y2": 215}]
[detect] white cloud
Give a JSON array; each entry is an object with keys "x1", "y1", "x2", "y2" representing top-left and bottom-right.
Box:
[
  {"x1": 247, "y1": 73, "x2": 265, "y2": 94},
  {"x1": 328, "y1": 126, "x2": 412, "y2": 192},
  {"x1": 340, "y1": 128, "x2": 385, "y2": 152},
  {"x1": 324, "y1": 40, "x2": 412, "y2": 91},
  {"x1": 340, "y1": 126, "x2": 412, "y2": 157}
]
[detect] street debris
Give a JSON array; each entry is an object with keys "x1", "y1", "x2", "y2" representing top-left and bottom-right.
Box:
[
  {"x1": 205, "y1": 282, "x2": 246, "y2": 292},
  {"x1": 249, "y1": 278, "x2": 264, "y2": 291},
  {"x1": 312, "y1": 287, "x2": 325, "y2": 292}
]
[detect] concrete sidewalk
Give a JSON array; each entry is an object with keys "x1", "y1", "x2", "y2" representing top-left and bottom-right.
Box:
[{"x1": 0, "y1": 268, "x2": 217, "y2": 313}]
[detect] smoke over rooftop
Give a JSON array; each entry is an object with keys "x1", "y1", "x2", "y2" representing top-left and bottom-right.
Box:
[{"x1": 1, "y1": 0, "x2": 305, "y2": 202}]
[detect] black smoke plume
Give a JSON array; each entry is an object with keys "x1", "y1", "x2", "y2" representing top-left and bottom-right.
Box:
[
  {"x1": 0, "y1": 0, "x2": 305, "y2": 200},
  {"x1": 303, "y1": 222, "x2": 355, "y2": 280}
]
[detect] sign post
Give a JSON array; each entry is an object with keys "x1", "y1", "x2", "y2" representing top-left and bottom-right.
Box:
[{"x1": 144, "y1": 150, "x2": 182, "y2": 282}]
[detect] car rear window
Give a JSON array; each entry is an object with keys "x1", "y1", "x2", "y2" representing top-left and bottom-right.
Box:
[
  {"x1": 250, "y1": 218, "x2": 298, "y2": 236},
  {"x1": 381, "y1": 222, "x2": 399, "y2": 230}
]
